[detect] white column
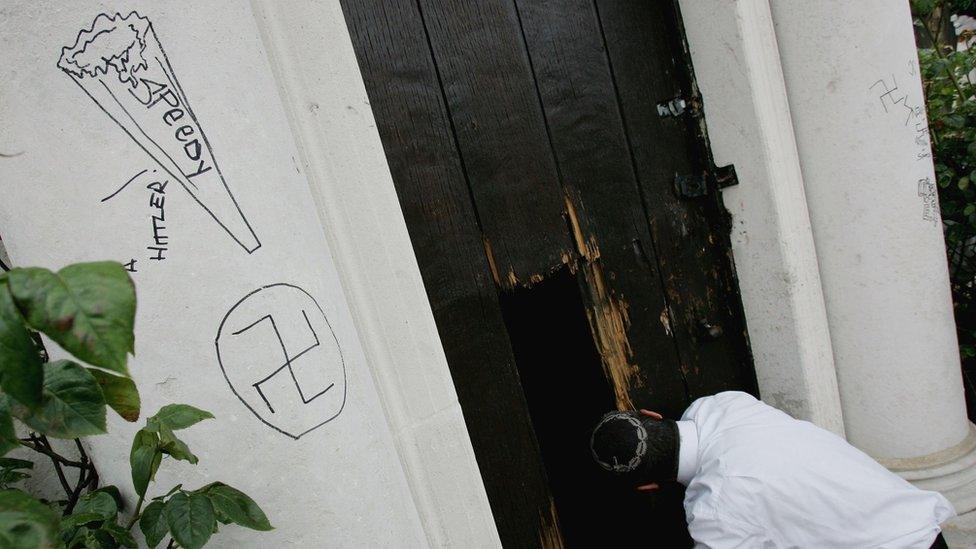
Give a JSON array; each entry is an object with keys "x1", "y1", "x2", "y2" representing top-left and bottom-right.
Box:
[
  {"x1": 768, "y1": 0, "x2": 976, "y2": 515},
  {"x1": 679, "y1": 0, "x2": 845, "y2": 435}
]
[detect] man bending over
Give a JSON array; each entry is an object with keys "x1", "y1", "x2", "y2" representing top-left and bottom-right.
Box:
[{"x1": 590, "y1": 391, "x2": 954, "y2": 548}]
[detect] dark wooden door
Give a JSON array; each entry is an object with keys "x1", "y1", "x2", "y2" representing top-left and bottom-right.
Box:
[{"x1": 340, "y1": 1, "x2": 758, "y2": 546}]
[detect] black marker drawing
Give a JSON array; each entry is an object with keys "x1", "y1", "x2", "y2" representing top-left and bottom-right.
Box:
[
  {"x1": 215, "y1": 284, "x2": 347, "y2": 439},
  {"x1": 101, "y1": 168, "x2": 148, "y2": 203},
  {"x1": 58, "y1": 12, "x2": 261, "y2": 254},
  {"x1": 146, "y1": 176, "x2": 169, "y2": 261}
]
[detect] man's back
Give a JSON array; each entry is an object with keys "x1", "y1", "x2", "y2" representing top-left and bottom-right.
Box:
[{"x1": 682, "y1": 392, "x2": 954, "y2": 548}]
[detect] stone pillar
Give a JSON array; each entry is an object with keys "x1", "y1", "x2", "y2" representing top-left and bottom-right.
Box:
[
  {"x1": 678, "y1": 0, "x2": 845, "y2": 435},
  {"x1": 767, "y1": 0, "x2": 976, "y2": 515}
]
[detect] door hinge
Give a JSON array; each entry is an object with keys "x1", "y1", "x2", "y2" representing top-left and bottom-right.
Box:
[{"x1": 674, "y1": 165, "x2": 739, "y2": 199}]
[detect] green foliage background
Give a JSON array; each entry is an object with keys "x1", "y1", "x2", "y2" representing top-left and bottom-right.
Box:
[{"x1": 0, "y1": 262, "x2": 270, "y2": 548}]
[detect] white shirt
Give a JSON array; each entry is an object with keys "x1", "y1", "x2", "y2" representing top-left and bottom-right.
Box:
[{"x1": 678, "y1": 392, "x2": 955, "y2": 548}]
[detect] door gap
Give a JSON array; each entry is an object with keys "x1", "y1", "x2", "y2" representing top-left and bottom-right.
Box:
[{"x1": 499, "y1": 266, "x2": 687, "y2": 546}]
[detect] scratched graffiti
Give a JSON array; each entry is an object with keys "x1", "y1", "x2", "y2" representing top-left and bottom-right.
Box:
[
  {"x1": 871, "y1": 60, "x2": 940, "y2": 223},
  {"x1": 919, "y1": 177, "x2": 939, "y2": 225},
  {"x1": 58, "y1": 11, "x2": 261, "y2": 254},
  {"x1": 870, "y1": 72, "x2": 931, "y2": 161}
]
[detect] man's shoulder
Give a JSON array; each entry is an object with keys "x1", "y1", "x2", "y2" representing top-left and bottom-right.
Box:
[{"x1": 681, "y1": 391, "x2": 765, "y2": 422}]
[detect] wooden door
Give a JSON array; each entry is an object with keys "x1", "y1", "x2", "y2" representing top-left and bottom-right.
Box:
[{"x1": 340, "y1": 1, "x2": 758, "y2": 546}]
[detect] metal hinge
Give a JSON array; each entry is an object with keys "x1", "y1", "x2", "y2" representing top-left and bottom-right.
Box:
[
  {"x1": 674, "y1": 165, "x2": 739, "y2": 199},
  {"x1": 675, "y1": 173, "x2": 707, "y2": 198},
  {"x1": 656, "y1": 97, "x2": 688, "y2": 118}
]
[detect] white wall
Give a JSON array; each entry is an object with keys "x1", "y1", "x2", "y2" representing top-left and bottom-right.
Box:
[{"x1": 0, "y1": 1, "x2": 497, "y2": 546}]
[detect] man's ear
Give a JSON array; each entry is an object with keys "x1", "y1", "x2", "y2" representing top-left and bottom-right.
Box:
[{"x1": 639, "y1": 409, "x2": 664, "y2": 420}]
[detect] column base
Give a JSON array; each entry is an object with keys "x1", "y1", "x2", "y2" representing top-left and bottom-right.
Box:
[
  {"x1": 943, "y1": 509, "x2": 976, "y2": 548},
  {"x1": 880, "y1": 424, "x2": 976, "y2": 515}
]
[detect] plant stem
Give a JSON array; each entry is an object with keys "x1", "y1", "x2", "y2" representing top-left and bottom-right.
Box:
[{"x1": 126, "y1": 493, "x2": 145, "y2": 530}]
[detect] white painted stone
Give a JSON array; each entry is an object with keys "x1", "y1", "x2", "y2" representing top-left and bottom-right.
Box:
[
  {"x1": 0, "y1": 1, "x2": 496, "y2": 546},
  {"x1": 250, "y1": 2, "x2": 500, "y2": 545},
  {"x1": 762, "y1": 0, "x2": 976, "y2": 528},
  {"x1": 768, "y1": 0, "x2": 970, "y2": 466},
  {"x1": 678, "y1": 0, "x2": 844, "y2": 434}
]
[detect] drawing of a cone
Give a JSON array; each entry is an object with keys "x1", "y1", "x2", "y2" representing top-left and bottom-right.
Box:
[{"x1": 58, "y1": 12, "x2": 260, "y2": 253}]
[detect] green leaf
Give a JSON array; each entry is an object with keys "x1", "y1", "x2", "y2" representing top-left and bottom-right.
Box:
[
  {"x1": 89, "y1": 369, "x2": 139, "y2": 422},
  {"x1": 73, "y1": 491, "x2": 117, "y2": 521},
  {"x1": 199, "y1": 483, "x2": 272, "y2": 531},
  {"x1": 86, "y1": 528, "x2": 113, "y2": 548},
  {"x1": 130, "y1": 429, "x2": 161, "y2": 497},
  {"x1": 98, "y1": 521, "x2": 136, "y2": 548},
  {"x1": 6, "y1": 263, "x2": 135, "y2": 375},
  {"x1": 7, "y1": 362, "x2": 104, "y2": 439},
  {"x1": 82, "y1": 533, "x2": 102, "y2": 549},
  {"x1": 90, "y1": 486, "x2": 125, "y2": 513},
  {"x1": 64, "y1": 525, "x2": 90, "y2": 548},
  {"x1": 165, "y1": 492, "x2": 214, "y2": 549},
  {"x1": 0, "y1": 459, "x2": 32, "y2": 471},
  {"x1": 0, "y1": 489, "x2": 59, "y2": 548},
  {"x1": 59, "y1": 511, "x2": 104, "y2": 531},
  {"x1": 910, "y1": 0, "x2": 936, "y2": 16},
  {"x1": 146, "y1": 405, "x2": 213, "y2": 432},
  {"x1": 139, "y1": 501, "x2": 169, "y2": 549},
  {"x1": 0, "y1": 283, "x2": 43, "y2": 409},
  {"x1": 0, "y1": 470, "x2": 29, "y2": 489},
  {"x1": 157, "y1": 425, "x2": 197, "y2": 465},
  {"x1": 7, "y1": 360, "x2": 107, "y2": 439},
  {"x1": 0, "y1": 409, "x2": 19, "y2": 458}
]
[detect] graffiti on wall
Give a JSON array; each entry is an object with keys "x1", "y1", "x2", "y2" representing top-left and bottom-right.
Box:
[
  {"x1": 58, "y1": 11, "x2": 261, "y2": 255},
  {"x1": 215, "y1": 284, "x2": 347, "y2": 439}
]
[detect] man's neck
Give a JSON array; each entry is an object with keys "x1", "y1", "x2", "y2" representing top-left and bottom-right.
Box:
[{"x1": 676, "y1": 420, "x2": 699, "y2": 485}]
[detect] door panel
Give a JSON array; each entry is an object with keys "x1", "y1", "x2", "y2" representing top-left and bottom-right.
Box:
[
  {"x1": 597, "y1": 1, "x2": 756, "y2": 398},
  {"x1": 340, "y1": 1, "x2": 559, "y2": 546},
  {"x1": 341, "y1": 0, "x2": 757, "y2": 546}
]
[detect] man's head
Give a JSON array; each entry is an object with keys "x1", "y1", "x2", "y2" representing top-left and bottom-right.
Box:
[{"x1": 590, "y1": 409, "x2": 679, "y2": 490}]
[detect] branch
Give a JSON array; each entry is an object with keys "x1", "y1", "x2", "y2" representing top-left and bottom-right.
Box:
[
  {"x1": 64, "y1": 439, "x2": 97, "y2": 514},
  {"x1": 36, "y1": 436, "x2": 72, "y2": 498},
  {"x1": 63, "y1": 463, "x2": 87, "y2": 514},
  {"x1": 73, "y1": 439, "x2": 97, "y2": 489},
  {"x1": 18, "y1": 436, "x2": 100, "y2": 515},
  {"x1": 18, "y1": 439, "x2": 85, "y2": 468}
]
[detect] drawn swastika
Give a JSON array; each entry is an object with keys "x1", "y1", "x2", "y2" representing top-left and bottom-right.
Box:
[{"x1": 215, "y1": 284, "x2": 346, "y2": 439}]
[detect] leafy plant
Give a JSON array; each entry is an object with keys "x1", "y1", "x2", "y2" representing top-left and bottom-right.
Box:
[
  {"x1": 913, "y1": 2, "x2": 976, "y2": 368},
  {"x1": 0, "y1": 261, "x2": 270, "y2": 548}
]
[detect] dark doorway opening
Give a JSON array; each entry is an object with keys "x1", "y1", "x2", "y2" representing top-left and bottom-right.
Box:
[{"x1": 500, "y1": 268, "x2": 692, "y2": 547}]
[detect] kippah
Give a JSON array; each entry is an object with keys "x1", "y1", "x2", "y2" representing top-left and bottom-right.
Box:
[{"x1": 590, "y1": 411, "x2": 648, "y2": 473}]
